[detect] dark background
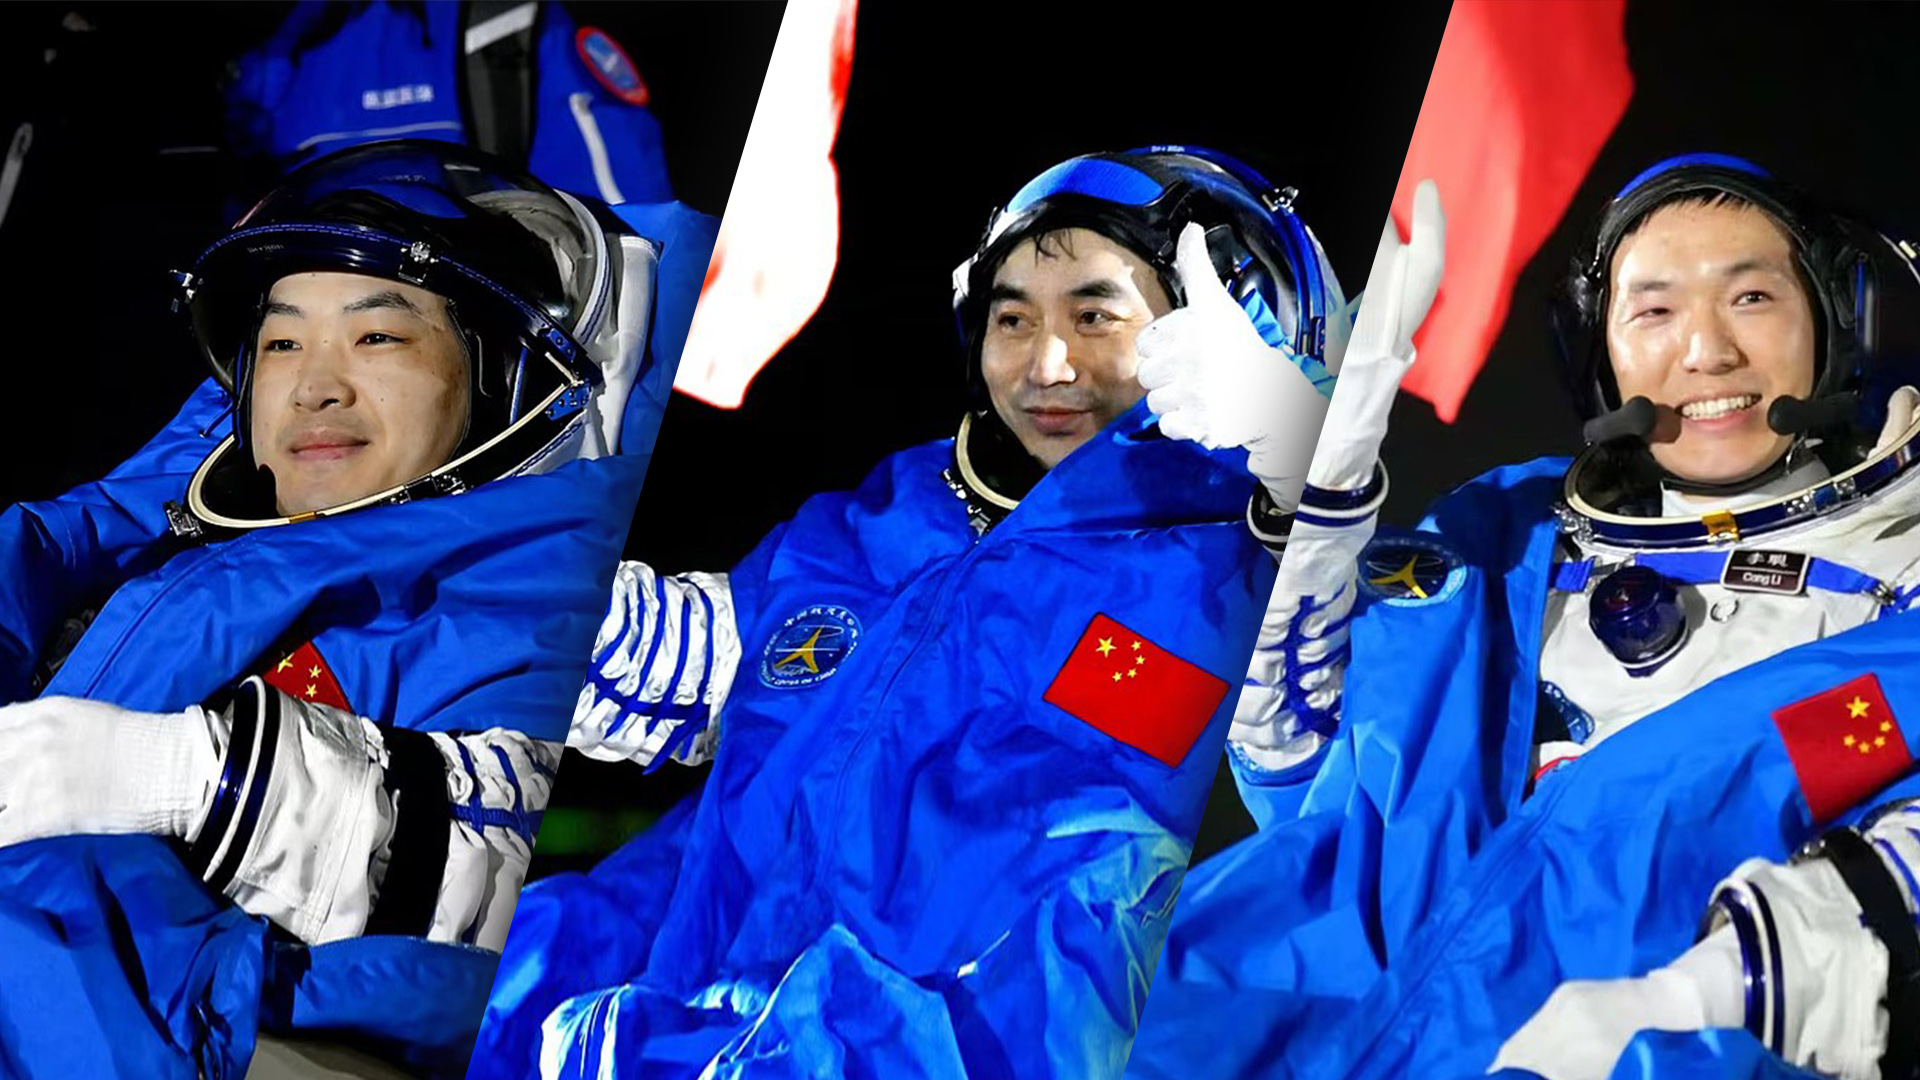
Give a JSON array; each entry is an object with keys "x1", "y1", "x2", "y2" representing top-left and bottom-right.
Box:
[
  {"x1": 540, "y1": 1, "x2": 1453, "y2": 874},
  {"x1": 13, "y1": 0, "x2": 1915, "y2": 879},
  {"x1": 1187, "y1": 0, "x2": 1920, "y2": 862},
  {"x1": 0, "y1": 0, "x2": 781, "y2": 504}
]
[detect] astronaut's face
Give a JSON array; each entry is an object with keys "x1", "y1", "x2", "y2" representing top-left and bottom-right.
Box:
[
  {"x1": 249, "y1": 272, "x2": 471, "y2": 516},
  {"x1": 980, "y1": 228, "x2": 1173, "y2": 469},
  {"x1": 1605, "y1": 199, "x2": 1817, "y2": 487}
]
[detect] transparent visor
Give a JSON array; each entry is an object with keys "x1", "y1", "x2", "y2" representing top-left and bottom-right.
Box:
[
  {"x1": 967, "y1": 153, "x2": 1332, "y2": 353},
  {"x1": 185, "y1": 140, "x2": 606, "y2": 392}
]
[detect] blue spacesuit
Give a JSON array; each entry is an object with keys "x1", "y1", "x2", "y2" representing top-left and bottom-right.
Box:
[
  {"x1": 228, "y1": 0, "x2": 671, "y2": 206},
  {"x1": 477, "y1": 409, "x2": 1275, "y2": 1080},
  {"x1": 1126, "y1": 158, "x2": 1920, "y2": 1080},
  {"x1": 0, "y1": 383, "x2": 641, "y2": 1079},
  {"x1": 1131, "y1": 458, "x2": 1920, "y2": 1080},
  {"x1": 0, "y1": 143, "x2": 715, "y2": 1079},
  {"x1": 471, "y1": 147, "x2": 1347, "y2": 1079}
]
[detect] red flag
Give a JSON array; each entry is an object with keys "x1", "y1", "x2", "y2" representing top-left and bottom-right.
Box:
[
  {"x1": 260, "y1": 640, "x2": 353, "y2": 713},
  {"x1": 1392, "y1": 0, "x2": 1633, "y2": 422},
  {"x1": 1043, "y1": 613, "x2": 1229, "y2": 767},
  {"x1": 1771, "y1": 673, "x2": 1912, "y2": 824},
  {"x1": 673, "y1": 0, "x2": 859, "y2": 408}
]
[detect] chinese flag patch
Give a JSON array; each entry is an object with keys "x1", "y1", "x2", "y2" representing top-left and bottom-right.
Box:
[
  {"x1": 1043, "y1": 613, "x2": 1229, "y2": 767},
  {"x1": 260, "y1": 640, "x2": 353, "y2": 713},
  {"x1": 1771, "y1": 673, "x2": 1911, "y2": 823}
]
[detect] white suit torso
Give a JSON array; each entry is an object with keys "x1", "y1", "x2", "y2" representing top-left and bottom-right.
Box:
[{"x1": 1537, "y1": 459, "x2": 1920, "y2": 768}]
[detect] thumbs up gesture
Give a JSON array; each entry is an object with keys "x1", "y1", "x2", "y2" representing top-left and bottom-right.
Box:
[{"x1": 1136, "y1": 222, "x2": 1333, "y2": 511}]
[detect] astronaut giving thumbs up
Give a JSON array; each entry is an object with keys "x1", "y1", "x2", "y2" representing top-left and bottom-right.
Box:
[{"x1": 1136, "y1": 183, "x2": 1448, "y2": 788}]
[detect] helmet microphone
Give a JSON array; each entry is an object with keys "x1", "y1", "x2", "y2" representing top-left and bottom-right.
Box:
[
  {"x1": 1767, "y1": 392, "x2": 1859, "y2": 437},
  {"x1": 1581, "y1": 395, "x2": 1658, "y2": 446}
]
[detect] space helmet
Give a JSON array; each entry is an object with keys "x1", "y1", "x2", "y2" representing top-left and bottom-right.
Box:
[
  {"x1": 1552, "y1": 153, "x2": 1920, "y2": 545},
  {"x1": 944, "y1": 145, "x2": 1346, "y2": 529},
  {"x1": 168, "y1": 139, "x2": 656, "y2": 537}
]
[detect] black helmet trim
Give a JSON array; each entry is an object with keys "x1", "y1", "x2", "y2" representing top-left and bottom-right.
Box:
[
  {"x1": 177, "y1": 219, "x2": 600, "y2": 535},
  {"x1": 950, "y1": 412, "x2": 1023, "y2": 514},
  {"x1": 1554, "y1": 153, "x2": 1864, "y2": 423},
  {"x1": 179, "y1": 350, "x2": 592, "y2": 535},
  {"x1": 938, "y1": 409, "x2": 1041, "y2": 536},
  {"x1": 1555, "y1": 152, "x2": 1920, "y2": 509}
]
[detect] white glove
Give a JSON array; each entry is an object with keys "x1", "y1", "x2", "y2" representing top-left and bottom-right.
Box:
[
  {"x1": 0, "y1": 695, "x2": 222, "y2": 844},
  {"x1": 1307, "y1": 179, "x2": 1445, "y2": 492},
  {"x1": 191, "y1": 678, "x2": 558, "y2": 949},
  {"x1": 1707, "y1": 851, "x2": 1898, "y2": 1080},
  {"x1": 1214, "y1": 192, "x2": 1443, "y2": 768},
  {"x1": 430, "y1": 728, "x2": 559, "y2": 950},
  {"x1": 1495, "y1": 839, "x2": 1907, "y2": 1080},
  {"x1": 1492, "y1": 927, "x2": 1745, "y2": 1080},
  {"x1": 571, "y1": 561, "x2": 739, "y2": 768},
  {"x1": 1872, "y1": 385, "x2": 1920, "y2": 457},
  {"x1": 203, "y1": 681, "x2": 395, "y2": 944},
  {"x1": 0, "y1": 685, "x2": 555, "y2": 953},
  {"x1": 1230, "y1": 572, "x2": 1356, "y2": 775},
  {"x1": 1135, "y1": 221, "x2": 1333, "y2": 511}
]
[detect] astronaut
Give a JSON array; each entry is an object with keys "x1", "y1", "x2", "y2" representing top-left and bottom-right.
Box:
[
  {"x1": 0, "y1": 139, "x2": 694, "y2": 1079},
  {"x1": 1125, "y1": 157, "x2": 1920, "y2": 1080},
  {"x1": 1490, "y1": 160, "x2": 1920, "y2": 1080},
  {"x1": 469, "y1": 146, "x2": 1386, "y2": 1079}
]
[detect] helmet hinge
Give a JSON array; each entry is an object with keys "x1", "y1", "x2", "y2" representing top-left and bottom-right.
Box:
[
  {"x1": 1262, "y1": 186, "x2": 1299, "y2": 213},
  {"x1": 400, "y1": 240, "x2": 435, "y2": 285},
  {"x1": 164, "y1": 501, "x2": 205, "y2": 540}
]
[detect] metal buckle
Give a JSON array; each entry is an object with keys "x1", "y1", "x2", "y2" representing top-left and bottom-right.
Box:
[
  {"x1": 1702, "y1": 509, "x2": 1740, "y2": 544},
  {"x1": 1554, "y1": 501, "x2": 1595, "y2": 543},
  {"x1": 163, "y1": 501, "x2": 204, "y2": 540}
]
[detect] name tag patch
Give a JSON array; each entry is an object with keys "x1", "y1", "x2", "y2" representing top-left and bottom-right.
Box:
[{"x1": 1721, "y1": 549, "x2": 1809, "y2": 596}]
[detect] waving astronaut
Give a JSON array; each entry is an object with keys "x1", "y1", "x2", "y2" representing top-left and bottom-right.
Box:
[
  {"x1": 566, "y1": 145, "x2": 1350, "y2": 771},
  {"x1": 480, "y1": 147, "x2": 1346, "y2": 1080},
  {"x1": 0, "y1": 138, "x2": 661, "y2": 956},
  {"x1": 1136, "y1": 152, "x2": 1920, "y2": 1080},
  {"x1": 1486, "y1": 159, "x2": 1920, "y2": 1080}
]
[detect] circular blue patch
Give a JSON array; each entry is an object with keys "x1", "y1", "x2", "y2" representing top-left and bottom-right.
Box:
[
  {"x1": 759, "y1": 604, "x2": 862, "y2": 688},
  {"x1": 1357, "y1": 535, "x2": 1467, "y2": 607}
]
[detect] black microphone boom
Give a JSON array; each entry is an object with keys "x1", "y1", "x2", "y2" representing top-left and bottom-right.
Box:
[
  {"x1": 1767, "y1": 393, "x2": 1858, "y2": 436},
  {"x1": 1582, "y1": 395, "x2": 1658, "y2": 446}
]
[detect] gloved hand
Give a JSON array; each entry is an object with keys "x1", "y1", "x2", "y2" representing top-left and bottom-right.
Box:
[
  {"x1": 1490, "y1": 927, "x2": 1746, "y2": 1080},
  {"x1": 1307, "y1": 179, "x2": 1445, "y2": 492},
  {"x1": 432, "y1": 729, "x2": 560, "y2": 950},
  {"x1": 1495, "y1": 825, "x2": 1912, "y2": 1080},
  {"x1": 1135, "y1": 221, "x2": 1333, "y2": 511},
  {"x1": 0, "y1": 695, "x2": 222, "y2": 845},
  {"x1": 572, "y1": 561, "x2": 739, "y2": 768},
  {"x1": 1223, "y1": 186, "x2": 1447, "y2": 771},
  {"x1": 175, "y1": 677, "x2": 561, "y2": 949},
  {"x1": 1872, "y1": 385, "x2": 1920, "y2": 457}
]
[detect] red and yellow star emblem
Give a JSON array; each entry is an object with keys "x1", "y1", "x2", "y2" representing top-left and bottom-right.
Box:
[{"x1": 259, "y1": 640, "x2": 352, "y2": 711}]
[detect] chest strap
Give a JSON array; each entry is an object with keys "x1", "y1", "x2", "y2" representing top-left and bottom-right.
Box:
[{"x1": 1551, "y1": 551, "x2": 1896, "y2": 605}]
